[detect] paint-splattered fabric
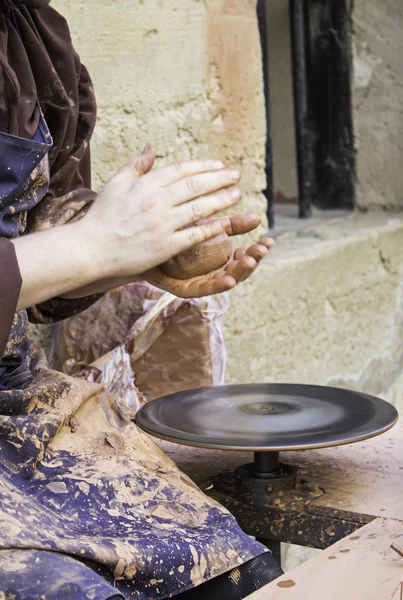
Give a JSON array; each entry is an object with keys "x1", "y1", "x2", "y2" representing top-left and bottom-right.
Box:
[{"x1": 0, "y1": 2, "x2": 267, "y2": 598}]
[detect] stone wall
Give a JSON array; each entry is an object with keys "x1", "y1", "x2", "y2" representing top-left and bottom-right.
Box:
[
  {"x1": 224, "y1": 212, "x2": 403, "y2": 411},
  {"x1": 353, "y1": 0, "x2": 403, "y2": 211},
  {"x1": 51, "y1": 0, "x2": 268, "y2": 234}
]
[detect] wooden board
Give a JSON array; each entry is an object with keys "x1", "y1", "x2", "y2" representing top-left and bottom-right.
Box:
[
  {"x1": 245, "y1": 518, "x2": 403, "y2": 600},
  {"x1": 158, "y1": 418, "x2": 403, "y2": 521}
]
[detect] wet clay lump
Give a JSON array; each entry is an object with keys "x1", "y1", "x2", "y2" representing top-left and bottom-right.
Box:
[{"x1": 161, "y1": 232, "x2": 233, "y2": 279}]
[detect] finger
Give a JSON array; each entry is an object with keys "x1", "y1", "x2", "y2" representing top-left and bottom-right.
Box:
[
  {"x1": 165, "y1": 169, "x2": 241, "y2": 207},
  {"x1": 138, "y1": 144, "x2": 157, "y2": 175},
  {"x1": 141, "y1": 158, "x2": 226, "y2": 188},
  {"x1": 227, "y1": 242, "x2": 272, "y2": 282},
  {"x1": 259, "y1": 236, "x2": 276, "y2": 249},
  {"x1": 184, "y1": 274, "x2": 237, "y2": 298},
  {"x1": 112, "y1": 144, "x2": 157, "y2": 185},
  {"x1": 146, "y1": 268, "x2": 236, "y2": 299},
  {"x1": 233, "y1": 247, "x2": 247, "y2": 261},
  {"x1": 224, "y1": 254, "x2": 257, "y2": 283},
  {"x1": 171, "y1": 219, "x2": 228, "y2": 256},
  {"x1": 197, "y1": 214, "x2": 268, "y2": 237},
  {"x1": 243, "y1": 242, "x2": 271, "y2": 262},
  {"x1": 172, "y1": 188, "x2": 242, "y2": 230},
  {"x1": 232, "y1": 240, "x2": 274, "y2": 262},
  {"x1": 221, "y1": 214, "x2": 262, "y2": 236}
]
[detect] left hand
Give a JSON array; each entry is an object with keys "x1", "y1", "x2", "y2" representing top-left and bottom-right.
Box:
[{"x1": 142, "y1": 214, "x2": 275, "y2": 298}]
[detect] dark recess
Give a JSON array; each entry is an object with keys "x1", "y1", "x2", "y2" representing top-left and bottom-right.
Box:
[
  {"x1": 257, "y1": 0, "x2": 275, "y2": 229},
  {"x1": 257, "y1": 0, "x2": 356, "y2": 221},
  {"x1": 303, "y1": 0, "x2": 355, "y2": 210}
]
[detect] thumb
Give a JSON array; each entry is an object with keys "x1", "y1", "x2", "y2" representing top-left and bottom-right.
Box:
[
  {"x1": 115, "y1": 144, "x2": 157, "y2": 184},
  {"x1": 138, "y1": 144, "x2": 157, "y2": 176}
]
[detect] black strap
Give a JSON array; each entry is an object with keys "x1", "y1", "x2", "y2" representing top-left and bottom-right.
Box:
[{"x1": 176, "y1": 552, "x2": 283, "y2": 599}]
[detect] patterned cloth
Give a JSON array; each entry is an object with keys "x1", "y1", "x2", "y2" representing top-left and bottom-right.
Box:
[{"x1": 0, "y1": 2, "x2": 266, "y2": 598}]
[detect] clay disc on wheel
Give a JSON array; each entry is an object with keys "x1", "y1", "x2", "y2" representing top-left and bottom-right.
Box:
[{"x1": 135, "y1": 384, "x2": 398, "y2": 451}]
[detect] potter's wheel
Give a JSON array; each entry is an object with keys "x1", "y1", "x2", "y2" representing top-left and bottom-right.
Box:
[{"x1": 135, "y1": 384, "x2": 398, "y2": 451}]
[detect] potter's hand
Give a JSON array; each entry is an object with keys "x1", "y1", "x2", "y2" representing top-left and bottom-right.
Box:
[
  {"x1": 161, "y1": 213, "x2": 261, "y2": 279},
  {"x1": 13, "y1": 145, "x2": 245, "y2": 311},
  {"x1": 80, "y1": 145, "x2": 244, "y2": 278},
  {"x1": 143, "y1": 215, "x2": 274, "y2": 298}
]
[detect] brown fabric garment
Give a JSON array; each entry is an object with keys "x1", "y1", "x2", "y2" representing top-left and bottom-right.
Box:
[
  {"x1": 0, "y1": 0, "x2": 100, "y2": 357},
  {"x1": 0, "y1": 239, "x2": 21, "y2": 358},
  {"x1": 0, "y1": 0, "x2": 97, "y2": 230},
  {"x1": 13, "y1": 1, "x2": 50, "y2": 6}
]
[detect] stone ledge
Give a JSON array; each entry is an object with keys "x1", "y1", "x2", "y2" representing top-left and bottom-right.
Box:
[{"x1": 269, "y1": 211, "x2": 403, "y2": 265}]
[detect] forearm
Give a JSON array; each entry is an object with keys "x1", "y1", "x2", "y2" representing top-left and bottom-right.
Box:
[
  {"x1": 9, "y1": 152, "x2": 247, "y2": 309},
  {"x1": 11, "y1": 222, "x2": 103, "y2": 312},
  {"x1": 60, "y1": 275, "x2": 140, "y2": 299}
]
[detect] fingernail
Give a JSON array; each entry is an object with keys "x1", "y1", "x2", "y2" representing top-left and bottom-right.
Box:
[
  {"x1": 142, "y1": 144, "x2": 151, "y2": 154},
  {"x1": 231, "y1": 188, "x2": 241, "y2": 199},
  {"x1": 230, "y1": 169, "x2": 241, "y2": 181},
  {"x1": 213, "y1": 160, "x2": 224, "y2": 169}
]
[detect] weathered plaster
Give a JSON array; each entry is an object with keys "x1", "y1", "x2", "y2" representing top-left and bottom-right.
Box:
[
  {"x1": 353, "y1": 0, "x2": 403, "y2": 211},
  {"x1": 51, "y1": 0, "x2": 268, "y2": 238}
]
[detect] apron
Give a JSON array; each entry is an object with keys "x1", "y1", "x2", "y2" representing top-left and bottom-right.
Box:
[
  {"x1": 0, "y1": 87, "x2": 128, "y2": 598},
  {"x1": 0, "y1": 0, "x2": 52, "y2": 391}
]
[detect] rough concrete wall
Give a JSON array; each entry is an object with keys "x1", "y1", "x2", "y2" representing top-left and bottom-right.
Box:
[
  {"x1": 224, "y1": 213, "x2": 403, "y2": 411},
  {"x1": 51, "y1": 0, "x2": 268, "y2": 232},
  {"x1": 353, "y1": 1, "x2": 403, "y2": 211}
]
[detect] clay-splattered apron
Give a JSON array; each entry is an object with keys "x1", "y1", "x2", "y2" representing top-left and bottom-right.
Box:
[{"x1": 0, "y1": 21, "x2": 267, "y2": 600}]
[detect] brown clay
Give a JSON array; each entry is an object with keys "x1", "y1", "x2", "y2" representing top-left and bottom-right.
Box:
[
  {"x1": 277, "y1": 580, "x2": 296, "y2": 588},
  {"x1": 161, "y1": 232, "x2": 233, "y2": 280},
  {"x1": 391, "y1": 543, "x2": 403, "y2": 558}
]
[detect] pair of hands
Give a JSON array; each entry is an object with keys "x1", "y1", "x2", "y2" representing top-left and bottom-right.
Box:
[{"x1": 76, "y1": 145, "x2": 274, "y2": 299}]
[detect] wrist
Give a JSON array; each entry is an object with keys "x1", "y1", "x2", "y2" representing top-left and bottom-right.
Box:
[{"x1": 71, "y1": 218, "x2": 112, "y2": 283}]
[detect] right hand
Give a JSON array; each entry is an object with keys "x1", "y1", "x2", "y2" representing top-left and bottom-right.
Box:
[{"x1": 78, "y1": 144, "x2": 243, "y2": 281}]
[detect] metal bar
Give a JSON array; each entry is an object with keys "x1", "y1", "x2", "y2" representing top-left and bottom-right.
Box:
[
  {"x1": 289, "y1": 0, "x2": 312, "y2": 218},
  {"x1": 254, "y1": 451, "x2": 281, "y2": 475},
  {"x1": 210, "y1": 493, "x2": 370, "y2": 550},
  {"x1": 257, "y1": 538, "x2": 282, "y2": 566},
  {"x1": 307, "y1": 0, "x2": 355, "y2": 209},
  {"x1": 256, "y1": 0, "x2": 275, "y2": 229}
]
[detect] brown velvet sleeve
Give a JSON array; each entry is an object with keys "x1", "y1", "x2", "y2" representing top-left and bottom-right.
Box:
[
  {"x1": 0, "y1": 239, "x2": 22, "y2": 358},
  {"x1": 28, "y1": 293, "x2": 103, "y2": 325},
  {"x1": 0, "y1": 3, "x2": 104, "y2": 325},
  {"x1": 0, "y1": 4, "x2": 102, "y2": 327},
  {"x1": 19, "y1": 7, "x2": 103, "y2": 324}
]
